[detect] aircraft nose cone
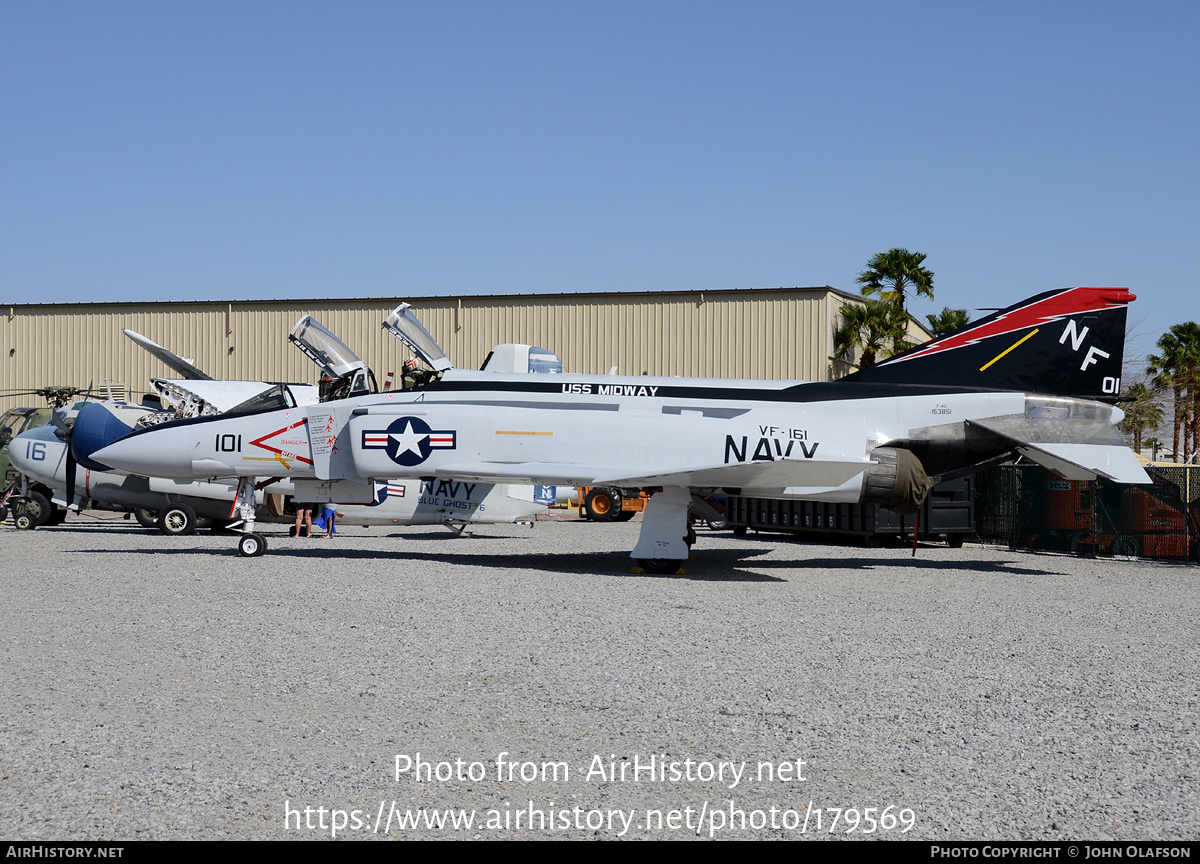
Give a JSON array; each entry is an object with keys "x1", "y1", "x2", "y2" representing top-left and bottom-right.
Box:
[
  {"x1": 8, "y1": 428, "x2": 62, "y2": 485},
  {"x1": 8, "y1": 434, "x2": 36, "y2": 475},
  {"x1": 71, "y1": 402, "x2": 134, "y2": 471}
]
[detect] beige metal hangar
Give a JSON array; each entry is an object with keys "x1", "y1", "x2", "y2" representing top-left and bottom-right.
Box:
[{"x1": 0, "y1": 286, "x2": 921, "y2": 412}]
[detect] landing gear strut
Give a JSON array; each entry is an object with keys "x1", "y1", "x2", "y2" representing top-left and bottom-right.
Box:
[
  {"x1": 632, "y1": 487, "x2": 691, "y2": 574},
  {"x1": 231, "y1": 477, "x2": 267, "y2": 557}
]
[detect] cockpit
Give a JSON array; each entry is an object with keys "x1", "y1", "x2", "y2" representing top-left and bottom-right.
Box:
[
  {"x1": 289, "y1": 316, "x2": 379, "y2": 400},
  {"x1": 289, "y1": 304, "x2": 565, "y2": 402},
  {"x1": 381, "y1": 303, "x2": 454, "y2": 389},
  {"x1": 224, "y1": 383, "x2": 305, "y2": 416}
]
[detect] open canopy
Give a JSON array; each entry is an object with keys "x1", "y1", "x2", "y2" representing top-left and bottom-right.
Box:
[
  {"x1": 289, "y1": 316, "x2": 369, "y2": 379},
  {"x1": 382, "y1": 303, "x2": 453, "y2": 372}
]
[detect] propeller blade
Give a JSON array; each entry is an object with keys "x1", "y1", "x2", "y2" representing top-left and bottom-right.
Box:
[
  {"x1": 52, "y1": 406, "x2": 78, "y2": 508},
  {"x1": 50, "y1": 410, "x2": 72, "y2": 441},
  {"x1": 64, "y1": 446, "x2": 77, "y2": 510}
]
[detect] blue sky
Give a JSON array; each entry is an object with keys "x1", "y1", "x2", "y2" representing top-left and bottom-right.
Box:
[{"x1": 3, "y1": 1, "x2": 1196, "y2": 363}]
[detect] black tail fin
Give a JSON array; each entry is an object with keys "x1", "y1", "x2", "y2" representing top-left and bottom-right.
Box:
[{"x1": 851, "y1": 287, "x2": 1134, "y2": 398}]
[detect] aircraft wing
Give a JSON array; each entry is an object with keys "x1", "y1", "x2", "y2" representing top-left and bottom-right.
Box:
[
  {"x1": 431, "y1": 457, "x2": 868, "y2": 495},
  {"x1": 154, "y1": 379, "x2": 281, "y2": 412},
  {"x1": 966, "y1": 415, "x2": 1151, "y2": 484},
  {"x1": 123, "y1": 329, "x2": 212, "y2": 380}
]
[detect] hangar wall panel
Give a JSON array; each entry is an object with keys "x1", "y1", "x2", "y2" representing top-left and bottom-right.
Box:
[{"x1": 0, "y1": 287, "x2": 888, "y2": 413}]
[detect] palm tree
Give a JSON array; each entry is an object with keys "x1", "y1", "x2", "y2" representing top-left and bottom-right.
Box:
[
  {"x1": 856, "y1": 248, "x2": 934, "y2": 314},
  {"x1": 1147, "y1": 322, "x2": 1200, "y2": 463},
  {"x1": 835, "y1": 299, "x2": 909, "y2": 371},
  {"x1": 1177, "y1": 322, "x2": 1200, "y2": 462},
  {"x1": 925, "y1": 307, "x2": 971, "y2": 337},
  {"x1": 1118, "y1": 381, "x2": 1164, "y2": 453},
  {"x1": 1147, "y1": 350, "x2": 1183, "y2": 462}
]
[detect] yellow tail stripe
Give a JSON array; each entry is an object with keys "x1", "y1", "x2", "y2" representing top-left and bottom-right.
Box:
[{"x1": 980, "y1": 328, "x2": 1039, "y2": 371}]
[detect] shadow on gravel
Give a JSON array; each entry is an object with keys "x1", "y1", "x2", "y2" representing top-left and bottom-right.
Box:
[
  {"x1": 249, "y1": 546, "x2": 788, "y2": 582},
  {"x1": 706, "y1": 533, "x2": 1074, "y2": 575},
  {"x1": 70, "y1": 540, "x2": 1060, "y2": 577},
  {"x1": 72, "y1": 529, "x2": 1071, "y2": 578},
  {"x1": 13, "y1": 524, "x2": 158, "y2": 535},
  {"x1": 745, "y1": 555, "x2": 1066, "y2": 576},
  {"x1": 378, "y1": 531, "x2": 524, "y2": 540},
  {"x1": 74, "y1": 543, "x2": 786, "y2": 581}
]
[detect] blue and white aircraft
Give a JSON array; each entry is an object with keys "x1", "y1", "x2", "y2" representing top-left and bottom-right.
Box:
[
  {"x1": 73, "y1": 289, "x2": 1149, "y2": 567},
  {"x1": 13, "y1": 314, "x2": 553, "y2": 536},
  {"x1": 11, "y1": 418, "x2": 551, "y2": 535}
]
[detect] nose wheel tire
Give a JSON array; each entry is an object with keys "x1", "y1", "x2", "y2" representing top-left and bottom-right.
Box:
[
  {"x1": 14, "y1": 511, "x2": 36, "y2": 530},
  {"x1": 238, "y1": 533, "x2": 267, "y2": 557}
]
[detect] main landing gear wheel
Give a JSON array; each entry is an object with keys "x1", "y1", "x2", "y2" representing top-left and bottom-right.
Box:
[
  {"x1": 134, "y1": 508, "x2": 158, "y2": 528},
  {"x1": 157, "y1": 502, "x2": 197, "y2": 536},
  {"x1": 636, "y1": 559, "x2": 684, "y2": 575},
  {"x1": 238, "y1": 533, "x2": 267, "y2": 557},
  {"x1": 20, "y1": 490, "x2": 52, "y2": 528}
]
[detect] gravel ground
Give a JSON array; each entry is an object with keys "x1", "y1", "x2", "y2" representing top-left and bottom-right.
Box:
[{"x1": 0, "y1": 511, "x2": 1196, "y2": 841}]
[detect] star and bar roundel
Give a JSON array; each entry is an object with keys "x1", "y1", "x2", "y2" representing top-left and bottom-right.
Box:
[{"x1": 361, "y1": 416, "x2": 456, "y2": 467}]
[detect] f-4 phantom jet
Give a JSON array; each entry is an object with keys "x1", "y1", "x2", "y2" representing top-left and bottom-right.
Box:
[{"x1": 74, "y1": 288, "x2": 1148, "y2": 567}]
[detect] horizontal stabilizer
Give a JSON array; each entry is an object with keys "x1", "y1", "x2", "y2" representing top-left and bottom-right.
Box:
[
  {"x1": 1015, "y1": 443, "x2": 1150, "y2": 484},
  {"x1": 967, "y1": 414, "x2": 1150, "y2": 484}
]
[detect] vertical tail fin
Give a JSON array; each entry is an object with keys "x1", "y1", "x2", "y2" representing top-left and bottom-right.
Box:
[{"x1": 852, "y1": 287, "x2": 1134, "y2": 397}]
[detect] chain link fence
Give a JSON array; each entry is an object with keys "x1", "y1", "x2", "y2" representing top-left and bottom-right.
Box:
[{"x1": 973, "y1": 464, "x2": 1199, "y2": 563}]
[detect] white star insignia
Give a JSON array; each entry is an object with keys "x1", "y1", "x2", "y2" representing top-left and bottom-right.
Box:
[{"x1": 390, "y1": 420, "x2": 428, "y2": 458}]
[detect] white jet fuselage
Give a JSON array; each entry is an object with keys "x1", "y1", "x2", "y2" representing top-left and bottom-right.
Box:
[
  {"x1": 13, "y1": 421, "x2": 546, "y2": 526},
  {"x1": 74, "y1": 286, "x2": 1146, "y2": 564},
  {"x1": 89, "y1": 370, "x2": 1100, "y2": 500}
]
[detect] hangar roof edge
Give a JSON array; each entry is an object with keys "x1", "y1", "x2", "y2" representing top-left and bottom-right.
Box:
[{"x1": 2, "y1": 285, "x2": 862, "y2": 313}]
